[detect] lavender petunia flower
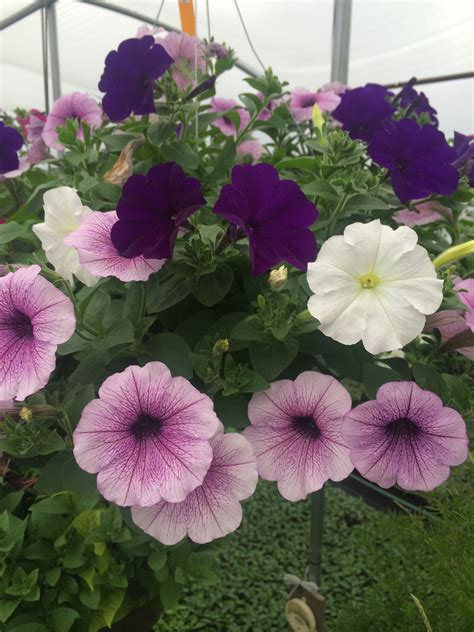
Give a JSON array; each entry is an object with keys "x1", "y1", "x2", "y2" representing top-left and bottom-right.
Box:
[
  {"x1": 397, "y1": 85, "x2": 438, "y2": 124},
  {"x1": 111, "y1": 162, "x2": 206, "y2": 260},
  {"x1": 0, "y1": 122, "x2": 23, "y2": 173},
  {"x1": 320, "y1": 81, "x2": 348, "y2": 95},
  {"x1": 209, "y1": 97, "x2": 250, "y2": 138},
  {"x1": 369, "y1": 119, "x2": 459, "y2": 204},
  {"x1": 73, "y1": 362, "x2": 219, "y2": 507},
  {"x1": 132, "y1": 427, "x2": 258, "y2": 544},
  {"x1": 161, "y1": 32, "x2": 206, "y2": 91},
  {"x1": 393, "y1": 200, "x2": 452, "y2": 226},
  {"x1": 65, "y1": 211, "x2": 165, "y2": 282},
  {"x1": 424, "y1": 310, "x2": 474, "y2": 360},
  {"x1": 332, "y1": 83, "x2": 394, "y2": 142},
  {"x1": 236, "y1": 139, "x2": 264, "y2": 163},
  {"x1": 208, "y1": 41, "x2": 229, "y2": 60},
  {"x1": 43, "y1": 92, "x2": 102, "y2": 150},
  {"x1": 244, "y1": 372, "x2": 353, "y2": 501},
  {"x1": 0, "y1": 266, "x2": 75, "y2": 401},
  {"x1": 342, "y1": 382, "x2": 468, "y2": 491},
  {"x1": 289, "y1": 87, "x2": 341, "y2": 122},
  {"x1": 213, "y1": 164, "x2": 318, "y2": 275},
  {"x1": 451, "y1": 132, "x2": 474, "y2": 186},
  {"x1": 99, "y1": 36, "x2": 174, "y2": 122}
]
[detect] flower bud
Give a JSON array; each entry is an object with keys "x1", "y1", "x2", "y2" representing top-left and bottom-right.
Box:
[
  {"x1": 312, "y1": 103, "x2": 324, "y2": 132},
  {"x1": 269, "y1": 265, "x2": 288, "y2": 289},
  {"x1": 433, "y1": 240, "x2": 474, "y2": 268},
  {"x1": 213, "y1": 338, "x2": 230, "y2": 354}
]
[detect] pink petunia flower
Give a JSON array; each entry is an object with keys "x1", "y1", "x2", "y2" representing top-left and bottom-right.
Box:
[
  {"x1": 0, "y1": 265, "x2": 75, "y2": 401},
  {"x1": 454, "y1": 277, "x2": 474, "y2": 332},
  {"x1": 135, "y1": 24, "x2": 165, "y2": 39},
  {"x1": 320, "y1": 81, "x2": 349, "y2": 95},
  {"x1": 393, "y1": 200, "x2": 452, "y2": 227},
  {"x1": 289, "y1": 87, "x2": 341, "y2": 122},
  {"x1": 342, "y1": 381, "x2": 468, "y2": 492},
  {"x1": 161, "y1": 32, "x2": 206, "y2": 90},
  {"x1": 244, "y1": 371, "x2": 353, "y2": 501},
  {"x1": 73, "y1": 362, "x2": 220, "y2": 507},
  {"x1": 65, "y1": 211, "x2": 165, "y2": 282},
  {"x1": 209, "y1": 97, "x2": 250, "y2": 138},
  {"x1": 256, "y1": 91, "x2": 280, "y2": 121},
  {"x1": 424, "y1": 310, "x2": 474, "y2": 360},
  {"x1": 25, "y1": 109, "x2": 46, "y2": 142},
  {"x1": 43, "y1": 92, "x2": 102, "y2": 150},
  {"x1": 237, "y1": 139, "x2": 264, "y2": 163},
  {"x1": 132, "y1": 427, "x2": 258, "y2": 544}
]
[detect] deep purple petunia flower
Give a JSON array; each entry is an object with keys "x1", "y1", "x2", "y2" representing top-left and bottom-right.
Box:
[
  {"x1": 369, "y1": 119, "x2": 459, "y2": 203},
  {"x1": 342, "y1": 381, "x2": 468, "y2": 491},
  {"x1": 213, "y1": 164, "x2": 318, "y2": 275},
  {"x1": 98, "y1": 36, "x2": 174, "y2": 122},
  {"x1": 397, "y1": 85, "x2": 438, "y2": 125},
  {"x1": 0, "y1": 266, "x2": 75, "y2": 401},
  {"x1": 0, "y1": 122, "x2": 23, "y2": 173},
  {"x1": 132, "y1": 426, "x2": 258, "y2": 544},
  {"x1": 73, "y1": 362, "x2": 220, "y2": 507},
  {"x1": 244, "y1": 371, "x2": 353, "y2": 501},
  {"x1": 332, "y1": 83, "x2": 395, "y2": 142},
  {"x1": 111, "y1": 162, "x2": 206, "y2": 259},
  {"x1": 451, "y1": 131, "x2": 474, "y2": 186}
]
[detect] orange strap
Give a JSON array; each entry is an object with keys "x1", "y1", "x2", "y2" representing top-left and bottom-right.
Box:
[{"x1": 178, "y1": 0, "x2": 196, "y2": 35}]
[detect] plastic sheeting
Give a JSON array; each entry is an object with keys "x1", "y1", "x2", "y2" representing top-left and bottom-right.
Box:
[{"x1": 1, "y1": 0, "x2": 473, "y2": 136}]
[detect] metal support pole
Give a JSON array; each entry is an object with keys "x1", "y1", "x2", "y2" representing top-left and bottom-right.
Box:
[
  {"x1": 331, "y1": 0, "x2": 352, "y2": 84},
  {"x1": 307, "y1": 487, "x2": 325, "y2": 585},
  {"x1": 0, "y1": 0, "x2": 44, "y2": 31},
  {"x1": 47, "y1": 1, "x2": 61, "y2": 101}
]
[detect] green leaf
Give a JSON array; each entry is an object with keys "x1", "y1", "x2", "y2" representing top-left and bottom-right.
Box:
[
  {"x1": 238, "y1": 369, "x2": 270, "y2": 393},
  {"x1": 147, "y1": 272, "x2": 191, "y2": 313},
  {"x1": 0, "y1": 598, "x2": 20, "y2": 623},
  {"x1": 412, "y1": 363, "x2": 448, "y2": 399},
  {"x1": 103, "y1": 319, "x2": 135, "y2": 348},
  {"x1": 213, "y1": 394, "x2": 249, "y2": 429},
  {"x1": 363, "y1": 363, "x2": 402, "y2": 399},
  {"x1": 50, "y1": 608, "x2": 79, "y2": 632},
  {"x1": 302, "y1": 180, "x2": 339, "y2": 199},
  {"x1": 442, "y1": 373, "x2": 471, "y2": 411},
  {"x1": 99, "y1": 588, "x2": 126, "y2": 627},
  {"x1": 57, "y1": 333, "x2": 91, "y2": 356},
  {"x1": 277, "y1": 157, "x2": 316, "y2": 172},
  {"x1": 148, "y1": 550, "x2": 167, "y2": 572},
  {"x1": 0, "y1": 222, "x2": 26, "y2": 245},
  {"x1": 148, "y1": 122, "x2": 176, "y2": 145},
  {"x1": 36, "y1": 450, "x2": 99, "y2": 501},
  {"x1": 161, "y1": 142, "x2": 199, "y2": 170},
  {"x1": 159, "y1": 580, "x2": 183, "y2": 610},
  {"x1": 62, "y1": 384, "x2": 96, "y2": 429},
  {"x1": 250, "y1": 339, "x2": 299, "y2": 381},
  {"x1": 45, "y1": 568, "x2": 61, "y2": 587},
  {"x1": 8, "y1": 624, "x2": 47, "y2": 632},
  {"x1": 211, "y1": 137, "x2": 236, "y2": 178},
  {"x1": 231, "y1": 315, "x2": 268, "y2": 342},
  {"x1": 190, "y1": 265, "x2": 234, "y2": 307},
  {"x1": 79, "y1": 586, "x2": 101, "y2": 610},
  {"x1": 102, "y1": 133, "x2": 138, "y2": 151},
  {"x1": 0, "y1": 491, "x2": 24, "y2": 513},
  {"x1": 144, "y1": 332, "x2": 193, "y2": 378},
  {"x1": 344, "y1": 194, "x2": 389, "y2": 212}
]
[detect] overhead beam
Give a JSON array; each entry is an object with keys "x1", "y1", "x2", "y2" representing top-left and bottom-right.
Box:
[{"x1": 331, "y1": 0, "x2": 352, "y2": 84}]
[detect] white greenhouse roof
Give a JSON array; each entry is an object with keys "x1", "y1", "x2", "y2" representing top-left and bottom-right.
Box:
[{"x1": 1, "y1": 0, "x2": 473, "y2": 137}]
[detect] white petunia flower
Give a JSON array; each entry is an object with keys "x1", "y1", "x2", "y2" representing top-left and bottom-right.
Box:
[
  {"x1": 33, "y1": 187, "x2": 99, "y2": 287},
  {"x1": 307, "y1": 219, "x2": 443, "y2": 354}
]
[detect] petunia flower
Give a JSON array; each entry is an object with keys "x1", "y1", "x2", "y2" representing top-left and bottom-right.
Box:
[
  {"x1": 161, "y1": 32, "x2": 206, "y2": 91},
  {"x1": 207, "y1": 41, "x2": 229, "y2": 59},
  {"x1": 342, "y1": 381, "x2": 468, "y2": 491},
  {"x1": 393, "y1": 200, "x2": 452, "y2": 227},
  {"x1": 213, "y1": 164, "x2": 318, "y2": 275},
  {"x1": 424, "y1": 310, "x2": 474, "y2": 360},
  {"x1": 307, "y1": 220, "x2": 443, "y2": 354},
  {"x1": 135, "y1": 24, "x2": 165, "y2": 39},
  {"x1": 73, "y1": 362, "x2": 219, "y2": 507},
  {"x1": 131, "y1": 427, "x2": 258, "y2": 544},
  {"x1": 209, "y1": 97, "x2": 250, "y2": 137},
  {"x1": 368, "y1": 119, "x2": 459, "y2": 204},
  {"x1": 244, "y1": 371, "x2": 353, "y2": 501},
  {"x1": 0, "y1": 122, "x2": 23, "y2": 173},
  {"x1": 42, "y1": 92, "x2": 102, "y2": 151},
  {"x1": 33, "y1": 187, "x2": 99, "y2": 287},
  {"x1": 289, "y1": 87, "x2": 341, "y2": 122},
  {"x1": 0, "y1": 157, "x2": 30, "y2": 180},
  {"x1": 24, "y1": 109, "x2": 46, "y2": 142},
  {"x1": 397, "y1": 84, "x2": 438, "y2": 125},
  {"x1": 65, "y1": 211, "x2": 165, "y2": 282},
  {"x1": 320, "y1": 81, "x2": 348, "y2": 95},
  {"x1": 0, "y1": 265, "x2": 75, "y2": 401},
  {"x1": 110, "y1": 162, "x2": 206, "y2": 260},
  {"x1": 451, "y1": 131, "x2": 474, "y2": 186},
  {"x1": 332, "y1": 83, "x2": 394, "y2": 142},
  {"x1": 453, "y1": 277, "x2": 474, "y2": 332},
  {"x1": 236, "y1": 139, "x2": 264, "y2": 163},
  {"x1": 99, "y1": 36, "x2": 174, "y2": 122}
]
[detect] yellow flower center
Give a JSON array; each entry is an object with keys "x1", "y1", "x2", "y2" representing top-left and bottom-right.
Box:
[{"x1": 359, "y1": 272, "x2": 380, "y2": 289}]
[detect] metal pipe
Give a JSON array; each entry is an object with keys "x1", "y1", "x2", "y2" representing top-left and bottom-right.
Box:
[
  {"x1": 0, "y1": 0, "x2": 51, "y2": 31},
  {"x1": 307, "y1": 488, "x2": 325, "y2": 585},
  {"x1": 47, "y1": 1, "x2": 61, "y2": 100},
  {"x1": 385, "y1": 70, "x2": 474, "y2": 89},
  {"x1": 78, "y1": 0, "x2": 259, "y2": 77},
  {"x1": 331, "y1": 0, "x2": 352, "y2": 84}
]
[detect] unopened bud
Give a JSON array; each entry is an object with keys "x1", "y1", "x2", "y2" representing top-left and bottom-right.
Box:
[
  {"x1": 269, "y1": 265, "x2": 288, "y2": 289},
  {"x1": 433, "y1": 240, "x2": 474, "y2": 268},
  {"x1": 103, "y1": 137, "x2": 144, "y2": 186},
  {"x1": 213, "y1": 338, "x2": 230, "y2": 354},
  {"x1": 19, "y1": 407, "x2": 33, "y2": 422},
  {"x1": 311, "y1": 104, "x2": 324, "y2": 132}
]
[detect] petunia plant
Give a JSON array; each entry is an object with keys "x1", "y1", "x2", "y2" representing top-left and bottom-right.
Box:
[{"x1": 0, "y1": 25, "x2": 473, "y2": 631}]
